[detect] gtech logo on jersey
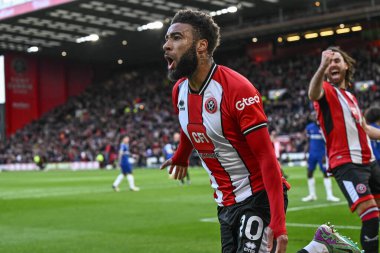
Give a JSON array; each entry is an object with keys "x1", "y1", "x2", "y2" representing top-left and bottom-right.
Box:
[{"x1": 235, "y1": 95, "x2": 260, "y2": 111}]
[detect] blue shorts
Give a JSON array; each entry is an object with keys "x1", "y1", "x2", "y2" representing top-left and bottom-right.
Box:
[
  {"x1": 120, "y1": 162, "x2": 132, "y2": 174},
  {"x1": 308, "y1": 153, "x2": 326, "y2": 173}
]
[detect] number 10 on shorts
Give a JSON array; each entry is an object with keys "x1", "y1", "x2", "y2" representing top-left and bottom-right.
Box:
[{"x1": 239, "y1": 215, "x2": 264, "y2": 240}]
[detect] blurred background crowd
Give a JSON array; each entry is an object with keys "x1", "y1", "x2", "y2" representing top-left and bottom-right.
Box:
[{"x1": 1, "y1": 45, "x2": 380, "y2": 166}]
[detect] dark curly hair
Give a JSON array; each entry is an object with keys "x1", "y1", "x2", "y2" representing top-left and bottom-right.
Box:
[
  {"x1": 171, "y1": 9, "x2": 220, "y2": 56},
  {"x1": 364, "y1": 106, "x2": 380, "y2": 124},
  {"x1": 327, "y1": 46, "x2": 356, "y2": 84}
]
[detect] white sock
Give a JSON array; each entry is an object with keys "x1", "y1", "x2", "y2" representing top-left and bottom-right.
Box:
[
  {"x1": 323, "y1": 177, "x2": 333, "y2": 198},
  {"x1": 113, "y1": 174, "x2": 124, "y2": 187},
  {"x1": 304, "y1": 241, "x2": 329, "y2": 253},
  {"x1": 307, "y1": 177, "x2": 316, "y2": 197},
  {"x1": 127, "y1": 174, "x2": 135, "y2": 189}
]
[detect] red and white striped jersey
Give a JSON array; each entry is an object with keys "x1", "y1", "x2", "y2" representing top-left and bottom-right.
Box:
[
  {"x1": 314, "y1": 81, "x2": 374, "y2": 169},
  {"x1": 172, "y1": 63, "x2": 270, "y2": 206}
]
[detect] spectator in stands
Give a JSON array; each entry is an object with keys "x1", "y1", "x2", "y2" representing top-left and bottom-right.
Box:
[
  {"x1": 33, "y1": 153, "x2": 46, "y2": 170},
  {"x1": 96, "y1": 152, "x2": 105, "y2": 169},
  {"x1": 364, "y1": 106, "x2": 380, "y2": 165},
  {"x1": 270, "y1": 130, "x2": 282, "y2": 160},
  {"x1": 270, "y1": 130, "x2": 288, "y2": 179},
  {"x1": 308, "y1": 46, "x2": 380, "y2": 253}
]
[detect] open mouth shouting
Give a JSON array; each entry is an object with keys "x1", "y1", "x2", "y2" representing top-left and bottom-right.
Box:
[
  {"x1": 165, "y1": 54, "x2": 175, "y2": 70},
  {"x1": 328, "y1": 68, "x2": 343, "y2": 83}
]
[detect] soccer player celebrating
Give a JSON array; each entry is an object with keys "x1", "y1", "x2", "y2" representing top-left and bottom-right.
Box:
[
  {"x1": 112, "y1": 136, "x2": 140, "y2": 192},
  {"x1": 302, "y1": 113, "x2": 339, "y2": 202},
  {"x1": 307, "y1": 47, "x2": 380, "y2": 253},
  {"x1": 160, "y1": 9, "x2": 288, "y2": 253}
]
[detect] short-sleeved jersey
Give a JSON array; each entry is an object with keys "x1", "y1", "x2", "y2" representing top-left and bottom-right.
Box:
[
  {"x1": 172, "y1": 64, "x2": 268, "y2": 207},
  {"x1": 314, "y1": 82, "x2": 374, "y2": 169},
  {"x1": 305, "y1": 122, "x2": 325, "y2": 155},
  {"x1": 370, "y1": 123, "x2": 380, "y2": 161},
  {"x1": 163, "y1": 141, "x2": 179, "y2": 160},
  {"x1": 163, "y1": 143, "x2": 174, "y2": 159},
  {"x1": 119, "y1": 143, "x2": 130, "y2": 166}
]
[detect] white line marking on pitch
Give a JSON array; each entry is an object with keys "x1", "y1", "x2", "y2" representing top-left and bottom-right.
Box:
[
  {"x1": 200, "y1": 218, "x2": 360, "y2": 230},
  {"x1": 287, "y1": 201, "x2": 346, "y2": 212},
  {"x1": 286, "y1": 223, "x2": 360, "y2": 230},
  {"x1": 200, "y1": 217, "x2": 218, "y2": 222},
  {"x1": 200, "y1": 202, "x2": 361, "y2": 230},
  {"x1": 0, "y1": 188, "x2": 111, "y2": 199}
]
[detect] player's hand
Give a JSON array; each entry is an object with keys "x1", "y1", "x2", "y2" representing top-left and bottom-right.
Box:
[
  {"x1": 267, "y1": 227, "x2": 288, "y2": 253},
  {"x1": 160, "y1": 158, "x2": 172, "y2": 171},
  {"x1": 320, "y1": 49, "x2": 334, "y2": 69},
  {"x1": 361, "y1": 115, "x2": 368, "y2": 129},
  {"x1": 160, "y1": 159, "x2": 188, "y2": 180}
]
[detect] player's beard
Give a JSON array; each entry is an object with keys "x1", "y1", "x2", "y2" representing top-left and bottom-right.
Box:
[
  {"x1": 326, "y1": 67, "x2": 346, "y2": 87},
  {"x1": 168, "y1": 43, "x2": 198, "y2": 81}
]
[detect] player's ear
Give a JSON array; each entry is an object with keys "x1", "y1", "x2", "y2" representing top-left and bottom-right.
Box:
[{"x1": 197, "y1": 39, "x2": 208, "y2": 54}]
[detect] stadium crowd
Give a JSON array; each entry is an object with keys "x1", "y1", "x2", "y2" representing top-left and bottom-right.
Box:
[{"x1": 1, "y1": 44, "x2": 379, "y2": 165}]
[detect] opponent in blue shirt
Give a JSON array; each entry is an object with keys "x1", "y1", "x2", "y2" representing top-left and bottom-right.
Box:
[
  {"x1": 163, "y1": 142, "x2": 176, "y2": 160},
  {"x1": 112, "y1": 136, "x2": 140, "y2": 192},
  {"x1": 302, "y1": 117, "x2": 339, "y2": 202},
  {"x1": 369, "y1": 123, "x2": 380, "y2": 164},
  {"x1": 365, "y1": 106, "x2": 380, "y2": 165}
]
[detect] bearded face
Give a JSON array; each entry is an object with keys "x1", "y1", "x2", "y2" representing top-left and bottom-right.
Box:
[
  {"x1": 325, "y1": 52, "x2": 348, "y2": 86},
  {"x1": 167, "y1": 42, "x2": 198, "y2": 81}
]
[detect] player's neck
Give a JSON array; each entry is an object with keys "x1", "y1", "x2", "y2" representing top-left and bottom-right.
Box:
[
  {"x1": 330, "y1": 80, "x2": 347, "y2": 90},
  {"x1": 188, "y1": 57, "x2": 214, "y2": 92},
  {"x1": 338, "y1": 81, "x2": 347, "y2": 89}
]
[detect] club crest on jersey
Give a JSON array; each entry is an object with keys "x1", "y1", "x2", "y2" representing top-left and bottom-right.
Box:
[
  {"x1": 356, "y1": 184, "x2": 367, "y2": 194},
  {"x1": 205, "y1": 97, "x2": 217, "y2": 114},
  {"x1": 178, "y1": 100, "x2": 185, "y2": 111}
]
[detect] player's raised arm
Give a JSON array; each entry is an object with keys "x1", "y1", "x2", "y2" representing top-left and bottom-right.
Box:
[{"x1": 308, "y1": 50, "x2": 334, "y2": 101}]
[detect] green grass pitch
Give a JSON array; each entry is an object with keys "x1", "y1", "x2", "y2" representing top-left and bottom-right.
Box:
[{"x1": 0, "y1": 166, "x2": 362, "y2": 252}]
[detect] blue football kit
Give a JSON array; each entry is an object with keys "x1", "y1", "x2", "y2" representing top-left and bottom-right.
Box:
[
  {"x1": 119, "y1": 143, "x2": 132, "y2": 174},
  {"x1": 306, "y1": 122, "x2": 327, "y2": 172},
  {"x1": 370, "y1": 123, "x2": 380, "y2": 164}
]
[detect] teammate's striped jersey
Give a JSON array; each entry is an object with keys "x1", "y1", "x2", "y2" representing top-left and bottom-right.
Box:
[
  {"x1": 172, "y1": 63, "x2": 271, "y2": 207},
  {"x1": 314, "y1": 81, "x2": 374, "y2": 169}
]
